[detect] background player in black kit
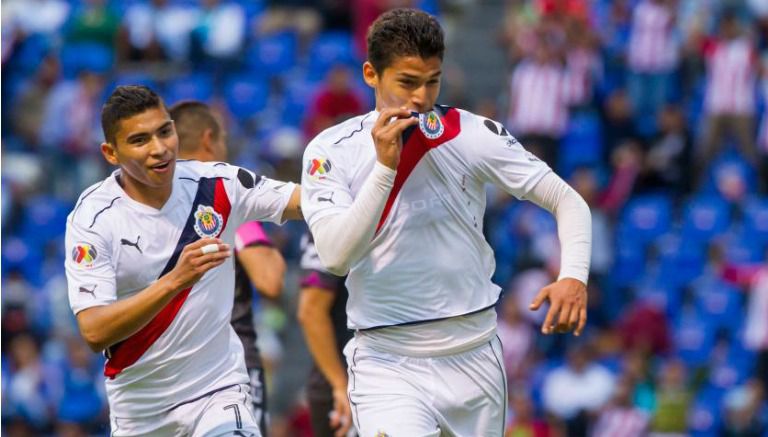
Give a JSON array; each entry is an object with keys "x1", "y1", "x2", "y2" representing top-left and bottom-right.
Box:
[
  {"x1": 297, "y1": 233, "x2": 354, "y2": 437},
  {"x1": 170, "y1": 100, "x2": 286, "y2": 436}
]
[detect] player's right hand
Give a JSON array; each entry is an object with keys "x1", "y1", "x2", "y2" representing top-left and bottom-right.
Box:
[
  {"x1": 372, "y1": 107, "x2": 419, "y2": 170},
  {"x1": 168, "y1": 238, "x2": 231, "y2": 291}
]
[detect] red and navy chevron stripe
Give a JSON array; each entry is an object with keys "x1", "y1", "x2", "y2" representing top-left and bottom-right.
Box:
[{"x1": 104, "y1": 178, "x2": 231, "y2": 379}]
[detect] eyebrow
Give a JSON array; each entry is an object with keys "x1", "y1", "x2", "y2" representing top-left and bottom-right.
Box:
[
  {"x1": 398, "y1": 71, "x2": 442, "y2": 80},
  {"x1": 125, "y1": 120, "x2": 173, "y2": 143}
]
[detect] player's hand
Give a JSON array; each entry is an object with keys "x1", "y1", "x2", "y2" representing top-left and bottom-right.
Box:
[
  {"x1": 329, "y1": 386, "x2": 352, "y2": 437},
  {"x1": 167, "y1": 238, "x2": 231, "y2": 291},
  {"x1": 372, "y1": 107, "x2": 419, "y2": 170},
  {"x1": 529, "y1": 278, "x2": 587, "y2": 336}
]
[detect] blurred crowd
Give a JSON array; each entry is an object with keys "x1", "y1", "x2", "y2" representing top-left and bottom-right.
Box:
[{"x1": 1, "y1": 0, "x2": 768, "y2": 436}]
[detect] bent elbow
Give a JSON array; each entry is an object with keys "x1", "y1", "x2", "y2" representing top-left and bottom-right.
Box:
[{"x1": 81, "y1": 331, "x2": 107, "y2": 353}]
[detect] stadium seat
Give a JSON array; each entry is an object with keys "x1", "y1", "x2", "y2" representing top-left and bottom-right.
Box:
[
  {"x1": 224, "y1": 75, "x2": 270, "y2": 121},
  {"x1": 656, "y1": 233, "x2": 706, "y2": 288},
  {"x1": 673, "y1": 305, "x2": 716, "y2": 368},
  {"x1": 18, "y1": 196, "x2": 69, "y2": 250},
  {"x1": 618, "y1": 195, "x2": 672, "y2": 244},
  {"x1": 280, "y1": 74, "x2": 321, "y2": 126},
  {"x1": 681, "y1": 195, "x2": 731, "y2": 242},
  {"x1": 743, "y1": 196, "x2": 768, "y2": 244},
  {"x1": 164, "y1": 74, "x2": 214, "y2": 103},
  {"x1": 60, "y1": 43, "x2": 113, "y2": 78},
  {"x1": 722, "y1": 230, "x2": 765, "y2": 264},
  {"x1": 306, "y1": 31, "x2": 358, "y2": 81},
  {"x1": 247, "y1": 32, "x2": 298, "y2": 77},
  {"x1": 688, "y1": 384, "x2": 724, "y2": 435},
  {"x1": 693, "y1": 278, "x2": 744, "y2": 336},
  {"x1": 12, "y1": 34, "x2": 51, "y2": 75},
  {"x1": 559, "y1": 110, "x2": 603, "y2": 177}
]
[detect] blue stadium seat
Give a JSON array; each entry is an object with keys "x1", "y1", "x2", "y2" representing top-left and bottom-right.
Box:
[
  {"x1": 656, "y1": 233, "x2": 706, "y2": 288},
  {"x1": 12, "y1": 34, "x2": 51, "y2": 75},
  {"x1": 618, "y1": 195, "x2": 673, "y2": 244},
  {"x1": 18, "y1": 196, "x2": 70, "y2": 250},
  {"x1": 164, "y1": 74, "x2": 214, "y2": 103},
  {"x1": 60, "y1": 43, "x2": 113, "y2": 78},
  {"x1": 681, "y1": 195, "x2": 731, "y2": 242},
  {"x1": 673, "y1": 305, "x2": 716, "y2": 368},
  {"x1": 247, "y1": 32, "x2": 298, "y2": 76},
  {"x1": 224, "y1": 75, "x2": 270, "y2": 120},
  {"x1": 722, "y1": 231, "x2": 765, "y2": 264},
  {"x1": 111, "y1": 72, "x2": 158, "y2": 90},
  {"x1": 743, "y1": 196, "x2": 768, "y2": 244},
  {"x1": 688, "y1": 385, "x2": 724, "y2": 435},
  {"x1": 609, "y1": 238, "x2": 647, "y2": 288},
  {"x1": 306, "y1": 32, "x2": 358, "y2": 81},
  {"x1": 559, "y1": 111, "x2": 603, "y2": 176},
  {"x1": 281, "y1": 74, "x2": 321, "y2": 126}
]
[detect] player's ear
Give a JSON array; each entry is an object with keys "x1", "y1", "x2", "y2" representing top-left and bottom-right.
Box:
[
  {"x1": 201, "y1": 128, "x2": 214, "y2": 155},
  {"x1": 101, "y1": 142, "x2": 119, "y2": 166},
  {"x1": 362, "y1": 61, "x2": 378, "y2": 89}
]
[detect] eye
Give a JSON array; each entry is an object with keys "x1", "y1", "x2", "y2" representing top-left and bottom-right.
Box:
[
  {"x1": 399, "y1": 79, "x2": 416, "y2": 87},
  {"x1": 158, "y1": 126, "x2": 173, "y2": 137},
  {"x1": 130, "y1": 135, "x2": 148, "y2": 145}
]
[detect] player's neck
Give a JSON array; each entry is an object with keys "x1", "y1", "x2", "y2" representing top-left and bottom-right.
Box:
[{"x1": 117, "y1": 174, "x2": 173, "y2": 210}]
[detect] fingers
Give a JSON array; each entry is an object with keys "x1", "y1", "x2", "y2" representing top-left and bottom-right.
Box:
[
  {"x1": 529, "y1": 288, "x2": 549, "y2": 311},
  {"x1": 567, "y1": 304, "x2": 580, "y2": 332},
  {"x1": 575, "y1": 307, "x2": 588, "y2": 337},
  {"x1": 556, "y1": 303, "x2": 572, "y2": 333},
  {"x1": 375, "y1": 107, "x2": 414, "y2": 129},
  {"x1": 541, "y1": 299, "x2": 560, "y2": 335}
]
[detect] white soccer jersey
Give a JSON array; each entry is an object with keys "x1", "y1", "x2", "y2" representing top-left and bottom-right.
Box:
[
  {"x1": 301, "y1": 106, "x2": 551, "y2": 330},
  {"x1": 65, "y1": 160, "x2": 294, "y2": 419}
]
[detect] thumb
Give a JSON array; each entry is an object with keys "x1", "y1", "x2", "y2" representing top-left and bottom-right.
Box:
[{"x1": 529, "y1": 288, "x2": 549, "y2": 311}]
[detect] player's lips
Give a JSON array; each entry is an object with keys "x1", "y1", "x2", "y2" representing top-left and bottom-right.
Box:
[{"x1": 149, "y1": 160, "x2": 172, "y2": 173}]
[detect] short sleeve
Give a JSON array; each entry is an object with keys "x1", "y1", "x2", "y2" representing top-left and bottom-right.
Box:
[
  {"x1": 228, "y1": 166, "x2": 295, "y2": 225},
  {"x1": 300, "y1": 140, "x2": 355, "y2": 229},
  {"x1": 469, "y1": 117, "x2": 552, "y2": 199},
  {"x1": 64, "y1": 220, "x2": 117, "y2": 314}
]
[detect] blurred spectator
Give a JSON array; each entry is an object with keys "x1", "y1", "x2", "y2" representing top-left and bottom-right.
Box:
[
  {"x1": 721, "y1": 379, "x2": 766, "y2": 436},
  {"x1": 302, "y1": 65, "x2": 365, "y2": 140},
  {"x1": 11, "y1": 55, "x2": 60, "y2": 148},
  {"x1": 2, "y1": 0, "x2": 70, "y2": 37},
  {"x1": 507, "y1": 39, "x2": 575, "y2": 167},
  {"x1": 505, "y1": 389, "x2": 552, "y2": 437},
  {"x1": 118, "y1": 0, "x2": 198, "y2": 62},
  {"x1": 639, "y1": 104, "x2": 693, "y2": 195},
  {"x1": 256, "y1": 0, "x2": 322, "y2": 54},
  {"x1": 6, "y1": 333, "x2": 56, "y2": 432},
  {"x1": 598, "y1": 140, "x2": 643, "y2": 216},
  {"x1": 651, "y1": 358, "x2": 692, "y2": 434},
  {"x1": 626, "y1": 0, "x2": 679, "y2": 137},
  {"x1": 591, "y1": 376, "x2": 650, "y2": 437},
  {"x1": 190, "y1": 0, "x2": 246, "y2": 66},
  {"x1": 601, "y1": 89, "x2": 640, "y2": 159},
  {"x1": 744, "y1": 264, "x2": 768, "y2": 396},
  {"x1": 64, "y1": 0, "x2": 120, "y2": 48},
  {"x1": 617, "y1": 297, "x2": 671, "y2": 356},
  {"x1": 541, "y1": 343, "x2": 615, "y2": 434},
  {"x1": 699, "y1": 11, "x2": 763, "y2": 188},
  {"x1": 497, "y1": 292, "x2": 534, "y2": 384}
]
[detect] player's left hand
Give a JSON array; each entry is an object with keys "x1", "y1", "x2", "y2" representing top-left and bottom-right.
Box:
[
  {"x1": 329, "y1": 386, "x2": 352, "y2": 437},
  {"x1": 529, "y1": 278, "x2": 587, "y2": 336}
]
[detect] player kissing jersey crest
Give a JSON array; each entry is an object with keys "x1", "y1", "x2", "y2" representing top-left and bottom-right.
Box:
[
  {"x1": 419, "y1": 110, "x2": 444, "y2": 139},
  {"x1": 193, "y1": 205, "x2": 224, "y2": 238}
]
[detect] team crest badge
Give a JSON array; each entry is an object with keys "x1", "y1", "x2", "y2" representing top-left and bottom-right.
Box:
[
  {"x1": 193, "y1": 205, "x2": 224, "y2": 238},
  {"x1": 306, "y1": 158, "x2": 332, "y2": 181},
  {"x1": 419, "y1": 110, "x2": 444, "y2": 139},
  {"x1": 72, "y1": 242, "x2": 98, "y2": 268}
]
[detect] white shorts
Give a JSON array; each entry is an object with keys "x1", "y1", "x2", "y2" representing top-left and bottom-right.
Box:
[
  {"x1": 110, "y1": 384, "x2": 262, "y2": 437},
  {"x1": 345, "y1": 336, "x2": 507, "y2": 437}
]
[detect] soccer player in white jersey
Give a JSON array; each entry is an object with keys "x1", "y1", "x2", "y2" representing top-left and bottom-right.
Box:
[
  {"x1": 300, "y1": 9, "x2": 592, "y2": 436},
  {"x1": 64, "y1": 86, "x2": 301, "y2": 436}
]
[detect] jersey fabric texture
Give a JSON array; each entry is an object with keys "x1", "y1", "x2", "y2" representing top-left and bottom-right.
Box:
[
  {"x1": 301, "y1": 106, "x2": 551, "y2": 331},
  {"x1": 65, "y1": 160, "x2": 294, "y2": 420}
]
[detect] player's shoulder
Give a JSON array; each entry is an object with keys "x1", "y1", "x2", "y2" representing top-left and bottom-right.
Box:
[
  {"x1": 67, "y1": 174, "x2": 124, "y2": 231},
  {"x1": 306, "y1": 111, "x2": 376, "y2": 153},
  {"x1": 175, "y1": 159, "x2": 236, "y2": 179},
  {"x1": 452, "y1": 107, "x2": 514, "y2": 140}
]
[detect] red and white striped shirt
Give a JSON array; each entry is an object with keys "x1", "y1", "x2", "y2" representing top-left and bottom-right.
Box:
[
  {"x1": 704, "y1": 37, "x2": 758, "y2": 116},
  {"x1": 592, "y1": 407, "x2": 650, "y2": 437},
  {"x1": 627, "y1": 0, "x2": 678, "y2": 73},
  {"x1": 508, "y1": 60, "x2": 574, "y2": 137}
]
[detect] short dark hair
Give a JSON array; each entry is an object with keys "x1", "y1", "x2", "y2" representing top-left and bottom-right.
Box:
[
  {"x1": 101, "y1": 85, "x2": 165, "y2": 144},
  {"x1": 168, "y1": 100, "x2": 221, "y2": 155},
  {"x1": 366, "y1": 8, "x2": 445, "y2": 74}
]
